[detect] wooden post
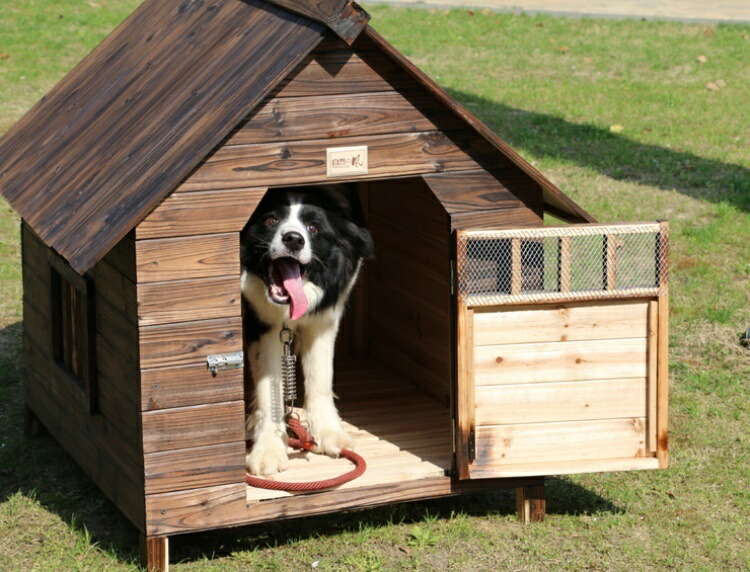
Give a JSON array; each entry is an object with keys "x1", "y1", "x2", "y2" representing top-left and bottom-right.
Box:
[
  {"x1": 657, "y1": 293, "x2": 669, "y2": 468},
  {"x1": 510, "y1": 237, "x2": 522, "y2": 295},
  {"x1": 604, "y1": 234, "x2": 617, "y2": 290},
  {"x1": 516, "y1": 481, "x2": 546, "y2": 524},
  {"x1": 24, "y1": 404, "x2": 45, "y2": 438},
  {"x1": 558, "y1": 236, "x2": 571, "y2": 293},
  {"x1": 140, "y1": 535, "x2": 169, "y2": 572},
  {"x1": 646, "y1": 300, "x2": 658, "y2": 454}
]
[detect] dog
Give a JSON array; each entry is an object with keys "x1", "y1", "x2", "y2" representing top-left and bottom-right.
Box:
[{"x1": 241, "y1": 186, "x2": 374, "y2": 476}]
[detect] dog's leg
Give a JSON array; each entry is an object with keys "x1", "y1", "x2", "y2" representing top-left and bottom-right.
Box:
[
  {"x1": 245, "y1": 331, "x2": 289, "y2": 476},
  {"x1": 300, "y1": 314, "x2": 353, "y2": 457}
]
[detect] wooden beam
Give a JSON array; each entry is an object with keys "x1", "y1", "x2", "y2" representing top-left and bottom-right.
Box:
[
  {"x1": 263, "y1": 0, "x2": 370, "y2": 44},
  {"x1": 657, "y1": 294, "x2": 669, "y2": 468}
]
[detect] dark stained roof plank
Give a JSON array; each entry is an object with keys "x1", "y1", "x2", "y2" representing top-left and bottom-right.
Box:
[
  {"x1": 262, "y1": 0, "x2": 370, "y2": 44},
  {"x1": 0, "y1": 0, "x2": 325, "y2": 274}
]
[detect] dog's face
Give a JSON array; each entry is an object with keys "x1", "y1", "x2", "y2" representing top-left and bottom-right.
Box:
[{"x1": 241, "y1": 187, "x2": 373, "y2": 320}]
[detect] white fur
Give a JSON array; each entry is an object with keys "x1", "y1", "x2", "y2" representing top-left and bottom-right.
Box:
[{"x1": 243, "y1": 262, "x2": 362, "y2": 476}]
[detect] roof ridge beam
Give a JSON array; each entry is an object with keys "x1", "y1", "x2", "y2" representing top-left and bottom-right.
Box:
[{"x1": 262, "y1": 0, "x2": 370, "y2": 44}]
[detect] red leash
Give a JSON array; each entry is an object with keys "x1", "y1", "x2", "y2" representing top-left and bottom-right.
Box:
[{"x1": 245, "y1": 417, "x2": 366, "y2": 492}]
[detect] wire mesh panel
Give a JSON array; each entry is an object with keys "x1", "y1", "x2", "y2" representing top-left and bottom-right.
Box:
[{"x1": 457, "y1": 222, "x2": 669, "y2": 306}]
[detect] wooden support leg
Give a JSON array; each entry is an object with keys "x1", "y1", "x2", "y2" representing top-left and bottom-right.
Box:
[
  {"x1": 516, "y1": 482, "x2": 546, "y2": 524},
  {"x1": 140, "y1": 534, "x2": 169, "y2": 572},
  {"x1": 24, "y1": 404, "x2": 45, "y2": 437}
]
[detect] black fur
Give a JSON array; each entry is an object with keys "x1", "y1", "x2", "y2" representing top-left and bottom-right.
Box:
[{"x1": 240, "y1": 186, "x2": 373, "y2": 338}]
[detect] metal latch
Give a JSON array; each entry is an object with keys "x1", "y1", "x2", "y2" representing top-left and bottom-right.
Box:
[{"x1": 207, "y1": 351, "x2": 244, "y2": 376}]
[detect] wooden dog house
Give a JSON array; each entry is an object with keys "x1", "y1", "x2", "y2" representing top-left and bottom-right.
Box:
[{"x1": 0, "y1": 0, "x2": 669, "y2": 569}]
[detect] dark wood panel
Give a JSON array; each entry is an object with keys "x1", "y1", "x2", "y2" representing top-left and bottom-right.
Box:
[
  {"x1": 139, "y1": 316, "x2": 242, "y2": 370},
  {"x1": 145, "y1": 478, "x2": 455, "y2": 536},
  {"x1": 135, "y1": 233, "x2": 240, "y2": 283},
  {"x1": 92, "y1": 260, "x2": 137, "y2": 326},
  {"x1": 144, "y1": 441, "x2": 245, "y2": 495},
  {"x1": 0, "y1": 0, "x2": 326, "y2": 274},
  {"x1": 365, "y1": 179, "x2": 452, "y2": 404},
  {"x1": 179, "y1": 131, "x2": 487, "y2": 192},
  {"x1": 422, "y1": 170, "x2": 528, "y2": 214},
  {"x1": 141, "y1": 401, "x2": 245, "y2": 454},
  {"x1": 102, "y1": 233, "x2": 137, "y2": 282},
  {"x1": 138, "y1": 276, "x2": 242, "y2": 326},
  {"x1": 141, "y1": 364, "x2": 244, "y2": 412},
  {"x1": 363, "y1": 27, "x2": 596, "y2": 226},
  {"x1": 23, "y1": 328, "x2": 145, "y2": 531},
  {"x1": 272, "y1": 48, "x2": 420, "y2": 98},
  {"x1": 136, "y1": 188, "x2": 266, "y2": 240},
  {"x1": 231, "y1": 91, "x2": 460, "y2": 145},
  {"x1": 450, "y1": 207, "x2": 543, "y2": 231}
]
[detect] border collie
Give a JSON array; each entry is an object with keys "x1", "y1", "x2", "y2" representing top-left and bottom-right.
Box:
[{"x1": 241, "y1": 186, "x2": 374, "y2": 476}]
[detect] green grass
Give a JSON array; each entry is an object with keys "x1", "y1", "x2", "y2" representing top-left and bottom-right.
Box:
[{"x1": 2, "y1": 2, "x2": 750, "y2": 570}]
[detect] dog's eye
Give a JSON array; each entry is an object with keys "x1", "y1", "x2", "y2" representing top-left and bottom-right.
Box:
[
  {"x1": 265, "y1": 216, "x2": 279, "y2": 226},
  {"x1": 307, "y1": 224, "x2": 318, "y2": 235}
]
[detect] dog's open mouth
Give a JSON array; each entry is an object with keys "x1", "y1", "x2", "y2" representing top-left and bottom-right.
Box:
[{"x1": 267, "y1": 258, "x2": 309, "y2": 320}]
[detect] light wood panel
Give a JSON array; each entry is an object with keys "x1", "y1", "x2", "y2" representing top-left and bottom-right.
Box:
[
  {"x1": 469, "y1": 457, "x2": 659, "y2": 479},
  {"x1": 473, "y1": 300, "x2": 649, "y2": 346},
  {"x1": 135, "y1": 233, "x2": 240, "y2": 283},
  {"x1": 178, "y1": 131, "x2": 487, "y2": 192},
  {"x1": 474, "y1": 337, "x2": 648, "y2": 386},
  {"x1": 137, "y1": 276, "x2": 242, "y2": 326},
  {"x1": 475, "y1": 378, "x2": 647, "y2": 425},
  {"x1": 141, "y1": 401, "x2": 245, "y2": 454},
  {"x1": 136, "y1": 187, "x2": 265, "y2": 239},
  {"x1": 474, "y1": 418, "x2": 648, "y2": 469},
  {"x1": 139, "y1": 316, "x2": 242, "y2": 370}
]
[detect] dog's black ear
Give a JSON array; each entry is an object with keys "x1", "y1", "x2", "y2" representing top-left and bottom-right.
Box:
[
  {"x1": 358, "y1": 227, "x2": 375, "y2": 259},
  {"x1": 339, "y1": 220, "x2": 374, "y2": 260}
]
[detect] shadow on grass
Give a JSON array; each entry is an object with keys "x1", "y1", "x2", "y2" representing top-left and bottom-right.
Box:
[
  {"x1": 0, "y1": 317, "x2": 621, "y2": 567},
  {"x1": 449, "y1": 89, "x2": 750, "y2": 213}
]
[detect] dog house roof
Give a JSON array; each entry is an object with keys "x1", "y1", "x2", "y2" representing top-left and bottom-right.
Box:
[{"x1": 0, "y1": 0, "x2": 594, "y2": 275}]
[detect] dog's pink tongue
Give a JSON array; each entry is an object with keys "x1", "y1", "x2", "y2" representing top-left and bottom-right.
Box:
[{"x1": 276, "y1": 259, "x2": 309, "y2": 320}]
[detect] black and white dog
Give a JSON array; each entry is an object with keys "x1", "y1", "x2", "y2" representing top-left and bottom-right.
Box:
[{"x1": 241, "y1": 186, "x2": 373, "y2": 476}]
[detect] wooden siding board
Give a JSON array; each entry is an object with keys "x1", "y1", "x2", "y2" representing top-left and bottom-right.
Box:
[
  {"x1": 178, "y1": 131, "x2": 489, "y2": 191},
  {"x1": 137, "y1": 276, "x2": 242, "y2": 326},
  {"x1": 136, "y1": 187, "x2": 266, "y2": 239},
  {"x1": 141, "y1": 364, "x2": 243, "y2": 411},
  {"x1": 139, "y1": 316, "x2": 242, "y2": 370},
  {"x1": 144, "y1": 441, "x2": 245, "y2": 495},
  {"x1": 141, "y1": 401, "x2": 245, "y2": 454},
  {"x1": 230, "y1": 91, "x2": 460, "y2": 145},
  {"x1": 135, "y1": 233, "x2": 240, "y2": 284},
  {"x1": 0, "y1": 0, "x2": 325, "y2": 274}
]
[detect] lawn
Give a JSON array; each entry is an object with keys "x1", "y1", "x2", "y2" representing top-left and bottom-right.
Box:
[{"x1": 1, "y1": 1, "x2": 749, "y2": 570}]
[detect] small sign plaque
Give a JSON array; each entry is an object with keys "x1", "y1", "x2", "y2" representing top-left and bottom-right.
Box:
[{"x1": 326, "y1": 146, "x2": 368, "y2": 177}]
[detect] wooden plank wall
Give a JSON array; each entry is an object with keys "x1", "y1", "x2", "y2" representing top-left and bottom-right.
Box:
[
  {"x1": 468, "y1": 299, "x2": 657, "y2": 479},
  {"x1": 177, "y1": 34, "x2": 537, "y2": 195},
  {"x1": 365, "y1": 178, "x2": 453, "y2": 405},
  {"x1": 22, "y1": 225, "x2": 146, "y2": 531}
]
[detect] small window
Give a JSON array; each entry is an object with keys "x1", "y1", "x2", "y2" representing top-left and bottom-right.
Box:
[{"x1": 50, "y1": 261, "x2": 97, "y2": 414}]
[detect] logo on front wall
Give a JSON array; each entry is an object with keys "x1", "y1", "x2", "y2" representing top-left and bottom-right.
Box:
[{"x1": 326, "y1": 146, "x2": 368, "y2": 177}]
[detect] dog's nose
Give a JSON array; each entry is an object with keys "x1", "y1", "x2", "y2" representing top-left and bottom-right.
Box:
[{"x1": 282, "y1": 231, "x2": 305, "y2": 251}]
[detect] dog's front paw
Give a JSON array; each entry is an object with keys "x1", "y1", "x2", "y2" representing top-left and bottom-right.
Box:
[
  {"x1": 311, "y1": 424, "x2": 354, "y2": 457},
  {"x1": 246, "y1": 433, "x2": 289, "y2": 476}
]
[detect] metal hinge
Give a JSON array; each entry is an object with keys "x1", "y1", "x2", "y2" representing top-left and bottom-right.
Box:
[
  {"x1": 468, "y1": 428, "x2": 476, "y2": 463},
  {"x1": 450, "y1": 262, "x2": 455, "y2": 296},
  {"x1": 206, "y1": 351, "x2": 244, "y2": 376}
]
